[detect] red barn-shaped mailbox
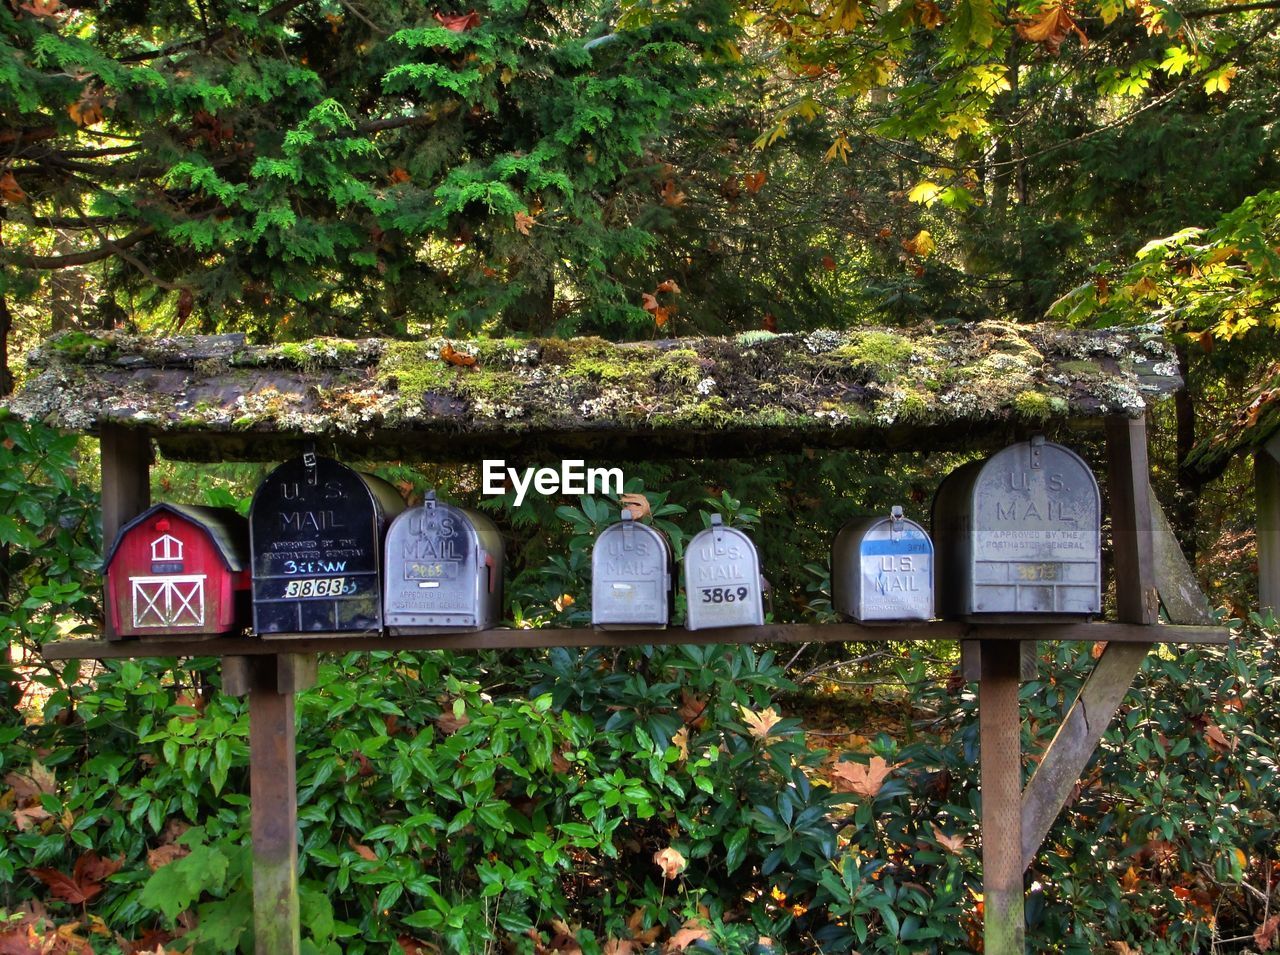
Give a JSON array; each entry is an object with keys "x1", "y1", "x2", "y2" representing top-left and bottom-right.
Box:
[{"x1": 105, "y1": 503, "x2": 250, "y2": 638}]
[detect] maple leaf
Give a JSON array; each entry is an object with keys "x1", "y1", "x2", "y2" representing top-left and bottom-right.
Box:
[
  {"x1": 434, "y1": 10, "x2": 481, "y2": 30},
  {"x1": 603, "y1": 940, "x2": 636, "y2": 955},
  {"x1": 0, "y1": 171, "x2": 27, "y2": 204},
  {"x1": 738, "y1": 705, "x2": 784, "y2": 740},
  {"x1": 671, "y1": 726, "x2": 689, "y2": 762},
  {"x1": 659, "y1": 181, "x2": 686, "y2": 207},
  {"x1": 1107, "y1": 943, "x2": 1141, "y2": 955},
  {"x1": 667, "y1": 918, "x2": 709, "y2": 952},
  {"x1": 347, "y1": 836, "x2": 378, "y2": 862},
  {"x1": 620, "y1": 493, "x2": 651, "y2": 521},
  {"x1": 678, "y1": 689, "x2": 708, "y2": 726},
  {"x1": 146, "y1": 844, "x2": 189, "y2": 871},
  {"x1": 653, "y1": 847, "x2": 686, "y2": 880},
  {"x1": 821, "y1": 255, "x2": 837, "y2": 271},
  {"x1": 641, "y1": 292, "x2": 660, "y2": 313},
  {"x1": 30, "y1": 866, "x2": 99, "y2": 905},
  {"x1": 514, "y1": 211, "x2": 536, "y2": 235},
  {"x1": 1255, "y1": 914, "x2": 1280, "y2": 952},
  {"x1": 14, "y1": 805, "x2": 52, "y2": 832},
  {"x1": 743, "y1": 171, "x2": 767, "y2": 193},
  {"x1": 901, "y1": 230, "x2": 936, "y2": 257},
  {"x1": 931, "y1": 824, "x2": 965, "y2": 855},
  {"x1": 1202, "y1": 722, "x2": 1233, "y2": 753},
  {"x1": 68, "y1": 97, "x2": 104, "y2": 128},
  {"x1": 830, "y1": 756, "x2": 898, "y2": 798},
  {"x1": 440, "y1": 344, "x2": 477, "y2": 367},
  {"x1": 388, "y1": 167, "x2": 411, "y2": 184},
  {"x1": 653, "y1": 306, "x2": 670, "y2": 328},
  {"x1": 626, "y1": 908, "x2": 662, "y2": 946},
  {"x1": 18, "y1": 0, "x2": 63, "y2": 17},
  {"x1": 655, "y1": 279, "x2": 681, "y2": 294},
  {"x1": 915, "y1": 0, "x2": 945, "y2": 27},
  {"x1": 1016, "y1": 3, "x2": 1087, "y2": 53}
]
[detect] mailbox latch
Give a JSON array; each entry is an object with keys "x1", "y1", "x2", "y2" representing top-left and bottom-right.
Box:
[
  {"x1": 1030, "y1": 434, "x2": 1045, "y2": 470},
  {"x1": 889, "y1": 505, "x2": 905, "y2": 542}
]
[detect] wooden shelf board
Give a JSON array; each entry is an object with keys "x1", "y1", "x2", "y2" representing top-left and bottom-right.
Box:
[{"x1": 40, "y1": 621, "x2": 1228, "y2": 660}]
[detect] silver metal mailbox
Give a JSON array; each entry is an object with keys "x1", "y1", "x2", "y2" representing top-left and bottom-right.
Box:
[
  {"x1": 932, "y1": 436, "x2": 1101, "y2": 619},
  {"x1": 591, "y1": 510, "x2": 672, "y2": 629},
  {"x1": 683, "y1": 515, "x2": 765, "y2": 630},
  {"x1": 832, "y1": 506, "x2": 933, "y2": 622},
  {"x1": 383, "y1": 491, "x2": 504, "y2": 633}
]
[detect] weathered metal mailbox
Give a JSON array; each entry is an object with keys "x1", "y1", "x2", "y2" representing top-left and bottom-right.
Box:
[
  {"x1": 250, "y1": 454, "x2": 405, "y2": 636},
  {"x1": 105, "y1": 503, "x2": 250, "y2": 638},
  {"x1": 832, "y1": 506, "x2": 933, "y2": 621},
  {"x1": 383, "y1": 491, "x2": 504, "y2": 633},
  {"x1": 932, "y1": 436, "x2": 1101, "y2": 618},
  {"x1": 683, "y1": 515, "x2": 765, "y2": 630},
  {"x1": 591, "y1": 510, "x2": 673, "y2": 629}
]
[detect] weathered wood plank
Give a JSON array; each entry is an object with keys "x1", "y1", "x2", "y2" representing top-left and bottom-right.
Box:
[
  {"x1": 248, "y1": 657, "x2": 301, "y2": 955},
  {"x1": 1019, "y1": 641, "x2": 1150, "y2": 872},
  {"x1": 1256, "y1": 449, "x2": 1280, "y2": 615},
  {"x1": 99, "y1": 425, "x2": 151, "y2": 641},
  {"x1": 980, "y1": 640, "x2": 1026, "y2": 954},
  {"x1": 40, "y1": 621, "x2": 1229, "y2": 661},
  {"x1": 1105, "y1": 416, "x2": 1158, "y2": 625},
  {"x1": 1150, "y1": 498, "x2": 1214, "y2": 625}
]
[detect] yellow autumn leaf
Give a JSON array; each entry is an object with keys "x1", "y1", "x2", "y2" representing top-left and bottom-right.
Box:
[
  {"x1": 908, "y1": 181, "x2": 944, "y2": 205},
  {"x1": 911, "y1": 229, "x2": 936, "y2": 257},
  {"x1": 824, "y1": 132, "x2": 852, "y2": 164},
  {"x1": 738, "y1": 705, "x2": 784, "y2": 740}
]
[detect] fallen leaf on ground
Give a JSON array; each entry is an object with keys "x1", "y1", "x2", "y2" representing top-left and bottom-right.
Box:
[{"x1": 440, "y1": 344, "x2": 477, "y2": 368}]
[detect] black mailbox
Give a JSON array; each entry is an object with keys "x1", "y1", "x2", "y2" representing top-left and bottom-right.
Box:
[
  {"x1": 249, "y1": 454, "x2": 405, "y2": 636},
  {"x1": 591, "y1": 510, "x2": 673, "y2": 629},
  {"x1": 383, "y1": 492, "x2": 504, "y2": 633},
  {"x1": 932, "y1": 436, "x2": 1101, "y2": 619}
]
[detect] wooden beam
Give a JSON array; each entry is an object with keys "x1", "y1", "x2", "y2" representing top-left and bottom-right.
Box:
[
  {"x1": 961, "y1": 641, "x2": 1038, "y2": 683},
  {"x1": 99, "y1": 425, "x2": 151, "y2": 640},
  {"x1": 979, "y1": 640, "x2": 1026, "y2": 954},
  {"x1": 1256, "y1": 449, "x2": 1280, "y2": 616},
  {"x1": 1020, "y1": 417, "x2": 1167, "y2": 872},
  {"x1": 1019, "y1": 640, "x2": 1149, "y2": 871},
  {"x1": 1151, "y1": 498, "x2": 1214, "y2": 625},
  {"x1": 38, "y1": 621, "x2": 1230, "y2": 661},
  {"x1": 1105, "y1": 416, "x2": 1159, "y2": 625},
  {"x1": 247, "y1": 656, "x2": 301, "y2": 955}
]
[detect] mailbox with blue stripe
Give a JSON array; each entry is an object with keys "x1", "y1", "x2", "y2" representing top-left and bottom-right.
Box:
[{"x1": 832, "y1": 506, "x2": 934, "y2": 621}]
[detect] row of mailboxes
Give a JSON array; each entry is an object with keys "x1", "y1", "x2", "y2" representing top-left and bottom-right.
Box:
[{"x1": 103, "y1": 438, "x2": 1103, "y2": 638}]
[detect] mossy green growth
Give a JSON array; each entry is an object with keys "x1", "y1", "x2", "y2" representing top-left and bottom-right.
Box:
[
  {"x1": 1013, "y1": 390, "x2": 1066, "y2": 420},
  {"x1": 47, "y1": 331, "x2": 113, "y2": 359},
  {"x1": 377, "y1": 341, "x2": 462, "y2": 395},
  {"x1": 832, "y1": 331, "x2": 929, "y2": 379}
]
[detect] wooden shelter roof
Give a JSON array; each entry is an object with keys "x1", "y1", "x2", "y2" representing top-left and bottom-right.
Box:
[{"x1": 4, "y1": 322, "x2": 1181, "y2": 461}]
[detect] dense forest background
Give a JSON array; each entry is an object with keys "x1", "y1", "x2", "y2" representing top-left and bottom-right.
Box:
[{"x1": 2, "y1": 0, "x2": 1280, "y2": 951}]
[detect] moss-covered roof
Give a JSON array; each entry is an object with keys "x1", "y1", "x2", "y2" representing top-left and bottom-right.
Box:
[
  {"x1": 5, "y1": 322, "x2": 1181, "y2": 461},
  {"x1": 1183, "y1": 361, "x2": 1280, "y2": 480}
]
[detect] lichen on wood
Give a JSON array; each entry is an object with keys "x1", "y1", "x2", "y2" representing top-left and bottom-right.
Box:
[{"x1": 4, "y1": 323, "x2": 1182, "y2": 461}]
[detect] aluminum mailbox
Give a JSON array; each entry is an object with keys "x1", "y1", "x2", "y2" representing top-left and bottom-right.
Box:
[
  {"x1": 832, "y1": 506, "x2": 933, "y2": 622},
  {"x1": 591, "y1": 510, "x2": 672, "y2": 629},
  {"x1": 383, "y1": 492, "x2": 504, "y2": 633},
  {"x1": 932, "y1": 436, "x2": 1101, "y2": 619},
  {"x1": 250, "y1": 454, "x2": 405, "y2": 636},
  {"x1": 683, "y1": 515, "x2": 765, "y2": 630}
]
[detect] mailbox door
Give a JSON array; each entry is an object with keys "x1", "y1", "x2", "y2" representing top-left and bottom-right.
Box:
[
  {"x1": 592, "y1": 522, "x2": 670, "y2": 627},
  {"x1": 856, "y1": 518, "x2": 933, "y2": 621},
  {"x1": 384, "y1": 503, "x2": 486, "y2": 631},
  {"x1": 683, "y1": 526, "x2": 764, "y2": 630},
  {"x1": 968, "y1": 441, "x2": 1100, "y2": 615},
  {"x1": 250, "y1": 457, "x2": 387, "y2": 635}
]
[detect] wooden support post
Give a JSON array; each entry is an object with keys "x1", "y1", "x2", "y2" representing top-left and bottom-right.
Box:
[
  {"x1": 980, "y1": 640, "x2": 1025, "y2": 954},
  {"x1": 1256, "y1": 443, "x2": 1280, "y2": 616},
  {"x1": 247, "y1": 656, "x2": 301, "y2": 955},
  {"x1": 962, "y1": 641, "x2": 1038, "y2": 683},
  {"x1": 99, "y1": 425, "x2": 151, "y2": 640},
  {"x1": 1104, "y1": 416, "x2": 1159, "y2": 626}
]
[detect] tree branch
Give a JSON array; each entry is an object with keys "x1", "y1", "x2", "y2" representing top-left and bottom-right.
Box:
[
  {"x1": 117, "y1": 0, "x2": 315, "y2": 62},
  {"x1": 1181, "y1": 0, "x2": 1280, "y2": 17},
  {"x1": 4, "y1": 226, "x2": 156, "y2": 269}
]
